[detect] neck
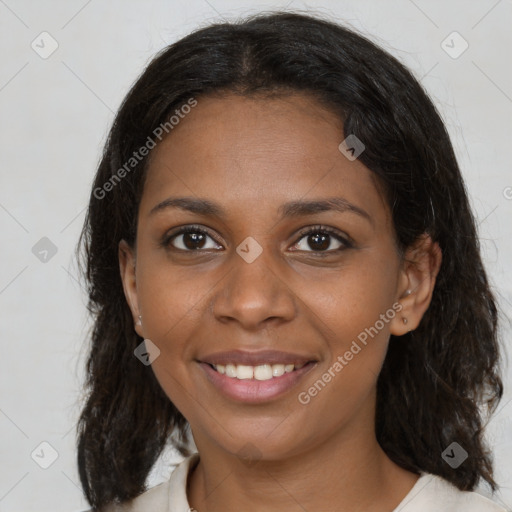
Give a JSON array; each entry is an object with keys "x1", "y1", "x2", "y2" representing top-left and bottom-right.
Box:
[{"x1": 187, "y1": 418, "x2": 419, "y2": 512}]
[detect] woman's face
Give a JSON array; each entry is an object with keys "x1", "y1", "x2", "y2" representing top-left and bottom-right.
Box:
[{"x1": 121, "y1": 93, "x2": 413, "y2": 461}]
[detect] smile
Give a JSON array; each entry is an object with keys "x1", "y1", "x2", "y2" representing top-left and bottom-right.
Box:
[
  {"x1": 211, "y1": 362, "x2": 306, "y2": 380},
  {"x1": 199, "y1": 357, "x2": 316, "y2": 403}
]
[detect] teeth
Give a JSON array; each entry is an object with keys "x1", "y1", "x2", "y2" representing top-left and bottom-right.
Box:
[
  {"x1": 237, "y1": 365, "x2": 254, "y2": 380},
  {"x1": 254, "y1": 364, "x2": 272, "y2": 380},
  {"x1": 272, "y1": 364, "x2": 285, "y2": 377},
  {"x1": 212, "y1": 362, "x2": 306, "y2": 380},
  {"x1": 225, "y1": 364, "x2": 237, "y2": 378}
]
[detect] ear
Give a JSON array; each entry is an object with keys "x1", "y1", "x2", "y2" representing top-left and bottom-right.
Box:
[
  {"x1": 119, "y1": 239, "x2": 143, "y2": 338},
  {"x1": 390, "y1": 234, "x2": 442, "y2": 336}
]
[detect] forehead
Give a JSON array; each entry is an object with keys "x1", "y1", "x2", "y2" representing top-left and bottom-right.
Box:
[{"x1": 140, "y1": 93, "x2": 390, "y2": 227}]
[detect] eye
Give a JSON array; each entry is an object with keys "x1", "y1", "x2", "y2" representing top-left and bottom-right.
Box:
[
  {"x1": 162, "y1": 225, "x2": 222, "y2": 251},
  {"x1": 162, "y1": 224, "x2": 353, "y2": 254},
  {"x1": 290, "y1": 225, "x2": 353, "y2": 253}
]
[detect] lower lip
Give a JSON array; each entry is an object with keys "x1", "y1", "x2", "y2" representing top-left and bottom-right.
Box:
[{"x1": 199, "y1": 362, "x2": 316, "y2": 403}]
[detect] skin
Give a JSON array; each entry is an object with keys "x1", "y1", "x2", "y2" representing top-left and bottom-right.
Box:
[{"x1": 119, "y1": 93, "x2": 442, "y2": 512}]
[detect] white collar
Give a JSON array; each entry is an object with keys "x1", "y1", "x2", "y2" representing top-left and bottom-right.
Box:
[{"x1": 167, "y1": 452, "x2": 200, "y2": 511}]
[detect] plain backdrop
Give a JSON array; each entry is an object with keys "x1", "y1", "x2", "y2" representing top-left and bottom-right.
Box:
[{"x1": 0, "y1": 1, "x2": 511, "y2": 511}]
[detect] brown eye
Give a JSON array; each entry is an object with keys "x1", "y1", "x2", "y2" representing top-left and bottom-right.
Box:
[
  {"x1": 291, "y1": 226, "x2": 352, "y2": 253},
  {"x1": 163, "y1": 226, "x2": 222, "y2": 251}
]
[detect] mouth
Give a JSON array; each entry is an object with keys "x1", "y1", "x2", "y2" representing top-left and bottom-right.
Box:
[{"x1": 197, "y1": 350, "x2": 317, "y2": 403}]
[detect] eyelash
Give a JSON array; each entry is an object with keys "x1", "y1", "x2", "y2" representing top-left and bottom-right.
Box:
[{"x1": 161, "y1": 224, "x2": 353, "y2": 255}]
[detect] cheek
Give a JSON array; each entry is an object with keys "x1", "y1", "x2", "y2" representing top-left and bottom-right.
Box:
[
  {"x1": 294, "y1": 257, "x2": 397, "y2": 402},
  {"x1": 298, "y1": 256, "x2": 398, "y2": 345},
  {"x1": 134, "y1": 255, "x2": 226, "y2": 416},
  {"x1": 136, "y1": 258, "x2": 210, "y2": 344},
  {"x1": 295, "y1": 297, "x2": 394, "y2": 434}
]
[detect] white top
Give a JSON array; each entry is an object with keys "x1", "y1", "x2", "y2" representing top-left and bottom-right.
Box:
[{"x1": 94, "y1": 453, "x2": 507, "y2": 511}]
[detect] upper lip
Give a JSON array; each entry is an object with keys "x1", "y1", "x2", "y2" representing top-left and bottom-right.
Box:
[{"x1": 199, "y1": 350, "x2": 316, "y2": 366}]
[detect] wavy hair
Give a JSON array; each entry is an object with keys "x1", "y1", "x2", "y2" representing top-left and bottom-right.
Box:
[{"x1": 76, "y1": 11, "x2": 503, "y2": 509}]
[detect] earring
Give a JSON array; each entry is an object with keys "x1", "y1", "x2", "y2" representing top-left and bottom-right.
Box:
[
  {"x1": 403, "y1": 289, "x2": 412, "y2": 297},
  {"x1": 136, "y1": 315, "x2": 142, "y2": 326},
  {"x1": 402, "y1": 317, "x2": 408, "y2": 325}
]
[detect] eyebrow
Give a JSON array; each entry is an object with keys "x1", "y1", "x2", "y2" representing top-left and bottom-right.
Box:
[{"x1": 149, "y1": 196, "x2": 372, "y2": 224}]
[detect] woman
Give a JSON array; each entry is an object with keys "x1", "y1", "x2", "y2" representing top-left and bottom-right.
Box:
[{"x1": 77, "y1": 11, "x2": 506, "y2": 512}]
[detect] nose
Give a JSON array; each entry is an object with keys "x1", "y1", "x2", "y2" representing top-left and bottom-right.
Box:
[{"x1": 211, "y1": 245, "x2": 297, "y2": 331}]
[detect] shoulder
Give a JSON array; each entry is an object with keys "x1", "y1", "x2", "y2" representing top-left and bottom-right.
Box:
[{"x1": 396, "y1": 473, "x2": 507, "y2": 512}]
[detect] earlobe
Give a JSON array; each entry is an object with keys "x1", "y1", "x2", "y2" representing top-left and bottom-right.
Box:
[
  {"x1": 118, "y1": 239, "x2": 143, "y2": 337},
  {"x1": 390, "y1": 234, "x2": 442, "y2": 336}
]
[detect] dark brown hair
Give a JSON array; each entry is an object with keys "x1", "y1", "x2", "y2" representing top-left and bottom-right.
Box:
[{"x1": 76, "y1": 11, "x2": 503, "y2": 509}]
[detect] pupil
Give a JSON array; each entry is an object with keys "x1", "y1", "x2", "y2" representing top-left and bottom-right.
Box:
[
  {"x1": 184, "y1": 232, "x2": 205, "y2": 250},
  {"x1": 309, "y1": 233, "x2": 329, "y2": 251}
]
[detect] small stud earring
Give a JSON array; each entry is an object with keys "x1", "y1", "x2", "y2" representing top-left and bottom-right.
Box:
[
  {"x1": 136, "y1": 315, "x2": 142, "y2": 326},
  {"x1": 403, "y1": 289, "x2": 412, "y2": 297},
  {"x1": 402, "y1": 317, "x2": 408, "y2": 325}
]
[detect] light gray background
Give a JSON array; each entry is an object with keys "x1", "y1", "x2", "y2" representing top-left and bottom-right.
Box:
[{"x1": 1, "y1": 1, "x2": 511, "y2": 511}]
